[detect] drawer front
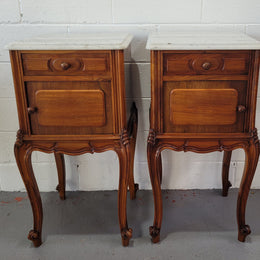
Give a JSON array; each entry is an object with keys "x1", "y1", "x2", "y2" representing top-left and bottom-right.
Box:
[
  {"x1": 22, "y1": 52, "x2": 110, "y2": 76},
  {"x1": 163, "y1": 80, "x2": 247, "y2": 133},
  {"x1": 26, "y1": 81, "x2": 114, "y2": 135},
  {"x1": 163, "y1": 52, "x2": 250, "y2": 76}
]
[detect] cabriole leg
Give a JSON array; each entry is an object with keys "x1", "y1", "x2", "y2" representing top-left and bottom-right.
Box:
[
  {"x1": 127, "y1": 102, "x2": 139, "y2": 200},
  {"x1": 222, "y1": 151, "x2": 232, "y2": 197},
  {"x1": 14, "y1": 143, "x2": 43, "y2": 247},
  {"x1": 54, "y1": 153, "x2": 66, "y2": 200},
  {"x1": 237, "y1": 136, "x2": 259, "y2": 242},
  {"x1": 116, "y1": 132, "x2": 132, "y2": 246},
  {"x1": 147, "y1": 131, "x2": 162, "y2": 243}
]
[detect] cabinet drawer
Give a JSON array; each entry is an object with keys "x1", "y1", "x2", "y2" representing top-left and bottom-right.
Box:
[
  {"x1": 163, "y1": 52, "x2": 250, "y2": 76},
  {"x1": 26, "y1": 81, "x2": 114, "y2": 135},
  {"x1": 22, "y1": 52, "x2": 110, "y2": 76}
]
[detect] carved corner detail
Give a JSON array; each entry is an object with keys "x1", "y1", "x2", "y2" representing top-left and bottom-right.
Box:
[
  {"x1": 250, "y1": 128, "x2": 259, "y2": 145},
  {"x1": 15, "y1": 129, "x2": 24, "y2": 147},
  {"x1": 148, "y1": 129, "x2": 156, "y2": 146},
  {"x1": 28, "y1": 229, "x2": 42, "y2": 247},
  {"x1": 182, "y1": 140, "x2": 189, "y2": 152},
  {"x1": 88, "y1": 141, "x2": 95, "y2": 154},
  {"x1": 149, "y1": 226, "x2": 160, "y2": 243},
  {"x1": 120, "y1": 129, "x2": 130, "y2": 146},
  {"x1": 121, "y1": 227, "x2": 132, "y2": 246}
]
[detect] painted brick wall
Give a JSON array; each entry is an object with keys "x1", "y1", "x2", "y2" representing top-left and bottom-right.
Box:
[{"x1": 1, "y1": 0, "x2": 260, "y2": 191}]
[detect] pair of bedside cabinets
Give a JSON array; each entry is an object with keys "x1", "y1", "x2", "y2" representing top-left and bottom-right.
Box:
[{"x1": 8, "y1": 32, "x2": 260, "y2": 247}]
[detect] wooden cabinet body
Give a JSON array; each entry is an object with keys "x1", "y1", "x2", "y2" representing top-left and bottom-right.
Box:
[
  {"x1": 147, "y1": 33, "x2": 260, "y2": 243},
  {"x1": 9, "y1": 35, "x2": 137, "y2": 247}
]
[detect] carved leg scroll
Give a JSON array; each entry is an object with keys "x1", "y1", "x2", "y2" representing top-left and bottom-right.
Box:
[
  {"x1": 117, "y1": 130, "x2": 132, "y2": 246},
  {"x1": 54, "y1": 153, "x2": 66, "y2": 200},
  {"x1": 237, "y1": 134, "x2": 260, "y2": 242},
  {"x1": 14, "y1": 141, "x2": 43, "y2": 247},
  {"x1": 148, "y1": 130, "x2": 162, "y2": 243},
  {"x1": 127, "y1": 102, "x2": 139, "y2": 200},
  {"x1": 222, "y1": 151, "x2": 232, "y2": 197}
]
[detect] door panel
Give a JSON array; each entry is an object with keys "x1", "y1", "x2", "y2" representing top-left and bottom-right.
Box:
[
  {"x1": 26, "y1": 81, "x2": 113, "y2": 135},
  {"x1": 170, "y1": 89, "x2": 238, "y2": 125},
  {"x1": 163, "y1": 80, "x2": 247, "y2": 133},
  {"x1": 35, "y1": 90, "x2": 106, "y2": 127}
]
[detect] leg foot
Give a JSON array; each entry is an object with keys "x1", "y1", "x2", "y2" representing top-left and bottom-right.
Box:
[
  {"x1": 54, "y1": 153, "x2": 66, "y2": 200},
  {"x1": 28, "y1": 230, "x2": 42, "y2": 247},
  {"x1": 222, "y1": 151, "x2": 232, "y2": 197},
  {"x1": 149, "y1": 226, "x2": 160, "y2": 243},
  {"x1": 121, "y1": 228, "x2": 133, "y2": 246},
  {"x1": 238, "y1": 224, "x2": 251, "y2": 242}
]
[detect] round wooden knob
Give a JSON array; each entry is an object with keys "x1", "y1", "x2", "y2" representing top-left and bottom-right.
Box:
[
  {"x1": 27, "y1": 107, "x2": 37, "y2": 114},
  {"x1": 237, "y1": 105, "x2": 246, "y2": 112},
  {"x1": 60, "y1": 62, "x2": 71, "y2": 70},
  {"x1": 202, "y1": 62, "x2": 211, "y2": 70}
]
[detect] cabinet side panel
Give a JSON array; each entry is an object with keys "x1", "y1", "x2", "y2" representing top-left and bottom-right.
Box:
[
  {"x1": 113, "y1": 50, "x2": 127, "y2": 131},
  {"x1": 150, "y1": 50, "x2": 162, "y2": 132},
  {"x1": 247, "y1": 50, "x2": 260, "y2": 131},
  {"x1": 9, "y1": 50, "x2": 30, "y2": 134}
]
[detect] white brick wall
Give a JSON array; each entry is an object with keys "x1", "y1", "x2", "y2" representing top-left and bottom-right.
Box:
[{"x1": 1, "y1": 1, "x2": 260, "y2": 191}]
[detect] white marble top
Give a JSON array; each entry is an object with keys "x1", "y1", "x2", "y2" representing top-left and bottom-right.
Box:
[
  {"x1": 7, "y1": 33, "x2": 133, "y2": 50},
  {"x1": 146, "y1": 32, "x2": 260, "y2": 50}
]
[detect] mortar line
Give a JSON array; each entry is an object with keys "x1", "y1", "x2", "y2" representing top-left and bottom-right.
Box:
[
  {"x1": 111, "y1": 0, "x2": 114, "y2": 23},
  {"x1": 18, "y1": 0, "x2": 23, "y2": 23},
  {"x1": 200, "y1": 0, "x2": 204, "y2": 23}
]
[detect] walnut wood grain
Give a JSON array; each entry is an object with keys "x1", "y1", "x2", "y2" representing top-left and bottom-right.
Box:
[
  {"x1": 35, "y1": 89, "x2": 106, "y2": 127},
  {"x1": 14, "y1": 142, "x2": 42, "y2": 247},
  {"x1": 10, "y1": 48, "x2": 137, "y2": 247},
  {"x1": 148, "y1": 49, "x2": 260, "y2": 243},
  {"x1": 170, "y1": 89, "x2": 238, "y2": 125},
  {"x1": 163, "y1": 52, "x2": 249, "y2": 76},
  {"x1": 26, "y1": 81, "x2": 113, "y2": 135},
  {"x1": 22, "y1": 51, "x2": 110, "y2": 76},
  {"x1": 164, "y1": 80, "x2": 247, "y2": 133}
]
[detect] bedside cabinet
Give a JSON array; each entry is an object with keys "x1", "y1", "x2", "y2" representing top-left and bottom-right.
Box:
[
  {"x1": 146, "y1": 32, "x2": 260, "y2": 243},
  {"x1": 8, "y1": 33, "x2": 138, "y2": 247}
]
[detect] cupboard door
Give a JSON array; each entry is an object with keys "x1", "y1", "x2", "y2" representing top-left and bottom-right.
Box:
[
  {"x1": 35, "y1": 90, "x2": 106, "y2": 127},
  {"x1": 170, "y1": 89, "x2": 238, "y2": 125},
  {"x1": 26, "y1": 81, "x2": 114, "y2": 135},
  {"x1": 163, "y1": 80, "x2": 247, "y2": 133}
]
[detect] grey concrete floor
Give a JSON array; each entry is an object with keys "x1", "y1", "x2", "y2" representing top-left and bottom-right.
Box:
[{"x1": 0, "y1": 189, "x2": 260, "y2": 260}]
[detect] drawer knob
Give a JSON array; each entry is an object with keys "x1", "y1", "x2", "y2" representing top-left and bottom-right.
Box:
[
  {"x1": 27, "y1": 107, "x2": 37, "y2": 114},
  {"x1": 60, "y1": 62, "x2": 71, "y2": 70},
  {"x1": 202, "y1": 62, "x2": 211, "y2": 70},
  {"x1": 237, "y1": 105, "x2": 246, "y2": 112}
]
